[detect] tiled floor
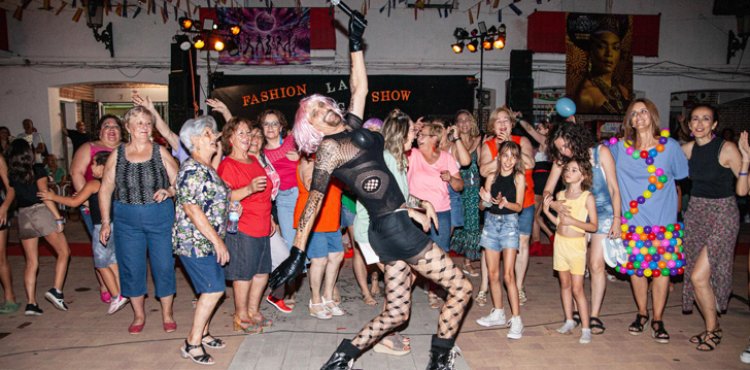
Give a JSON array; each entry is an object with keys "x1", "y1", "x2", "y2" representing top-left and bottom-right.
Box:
[{"x1": 0, "y1": 219, "x2": 748, "y2": 369}]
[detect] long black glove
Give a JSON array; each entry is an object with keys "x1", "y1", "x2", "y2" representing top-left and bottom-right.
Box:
[
  {"x1": 349, "y1": 10, "x2": 367, "y2": 52},
  {"x1": 269, "y1": 247, "x2": 307, "y2": 290}
]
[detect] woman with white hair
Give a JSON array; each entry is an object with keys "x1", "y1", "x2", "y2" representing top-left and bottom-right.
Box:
[{"x1": 173, "y1": 116, "x2": 231, "y2": 365}]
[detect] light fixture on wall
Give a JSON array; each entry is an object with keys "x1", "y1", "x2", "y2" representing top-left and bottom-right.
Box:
[
  {"x1": 85, "y1": 0, "x2": 114, "y2": 58},
  {"x1": 727, "y1": 14, "x2": 749, "y2": 64}
]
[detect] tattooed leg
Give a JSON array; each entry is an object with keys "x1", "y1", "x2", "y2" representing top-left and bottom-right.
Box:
[
  {"x1": 351, "y1": 261, "x2": 413, "y2": 349},
  {"x1": 409, "y1": 243, "x2": 472, "y2": 339}
]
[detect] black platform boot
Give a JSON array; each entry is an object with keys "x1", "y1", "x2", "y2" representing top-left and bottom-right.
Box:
[
  {"x1": 426, "y1": 335, "x2": 457, "y2": 370},
  {"x1": 321, "y1": 339, "x2": 360, "y2": 370}
]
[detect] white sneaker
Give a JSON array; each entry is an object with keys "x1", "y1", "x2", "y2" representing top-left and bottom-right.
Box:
[
  {"x1": 557, "y1": 319, "x2": 577, "y2": 334},
  {"x1": 476, "y1": 308, "x2": 507, "y2": 328},
  {"x1": 507, "y1": 316, "x2": 524, "y2": 339},
  {"x1": 580, "y1": 328, "x2": 592, "y2": 344},
  {"x1": 741, "y1": 342, "x2": 750, "y2": 364},
  {"x1": 107, "y1": 295, "x2": 129, "y2": 315}
]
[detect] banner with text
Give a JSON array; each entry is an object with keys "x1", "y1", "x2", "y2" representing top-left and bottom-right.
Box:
[{"x1": 210, "y1": 75, "x2": 476, "y2": 123}]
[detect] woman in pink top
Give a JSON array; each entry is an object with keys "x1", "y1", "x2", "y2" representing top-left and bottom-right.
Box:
[
  {"x1": 69, "y1": 114, "x2": 122, "y2": 304},
  {"x1": 260, "y1": 110, "x2": 299, "y2": 252},
  {"x1": 408, "y1": 122, "x2": 464, "y2": 308}
]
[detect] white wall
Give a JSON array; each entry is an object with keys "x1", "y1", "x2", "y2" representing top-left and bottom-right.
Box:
[{"x1": 1, "y1": 0, "x2": 748, "y2": 158}]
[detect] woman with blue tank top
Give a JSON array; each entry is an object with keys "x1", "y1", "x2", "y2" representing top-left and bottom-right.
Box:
[
  {"x1": 99, "y1": 106, "x2": 179, "y2": 335},
  {"x1": 545, "y1": 120, "x2": 622, "y2": 335},
  {"x1": 681, "y1": 104, "x2": 749, "y2": 351}
]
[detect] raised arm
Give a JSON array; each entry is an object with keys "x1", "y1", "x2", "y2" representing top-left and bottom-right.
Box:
[
  {"x1": 347, "y1": 13, "x2": 367, "y2": 120},
  {"x1": 133, "y1": 94, "x2": 180, "y2": 151},
  {"x1": 206, "y1": 98, "x2": 233, "y2": 122},
  {"x1": 738, "y1": 131, "x2": 750, "y2": 195},
  {"x1": 518, "y1": 119, "x2": 546, "y2": 145}
]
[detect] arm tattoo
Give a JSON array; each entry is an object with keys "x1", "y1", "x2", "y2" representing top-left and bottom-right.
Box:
[
  {"x1": 293, "y1": 190, "x2": 325, "y2": 250},
  {"x1": 405, "y1": 194, "x2": 423, "y2": 209},
  {"x1": 309, "y1": 139, "x2": 340, "y2": 193}
]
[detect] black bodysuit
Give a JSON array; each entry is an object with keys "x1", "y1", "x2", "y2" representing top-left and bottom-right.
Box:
[{"x1": 308, "y1": 116, "x2": 432, "y2": 262}]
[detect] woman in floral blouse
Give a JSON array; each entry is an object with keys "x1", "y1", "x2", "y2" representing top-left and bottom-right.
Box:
[{"x1": 173, "y1": 116, "x2": 230, "y2": 366}]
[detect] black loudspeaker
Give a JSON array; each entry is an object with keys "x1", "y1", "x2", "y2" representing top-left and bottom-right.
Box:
[
  {"x1": 168, "y1": 72, "x2": 200, "y2": 133},
  {"x1": 169, "y1": 42, "x2": 199, "y2": 132},
  {"x1": 506, "y1": 78, "x2": 534, "y2": 112},
  {"x1": 171, "y1": 43, "x2": 196, "y2": 73},
  {"x1": 510, "y1": 50, "x2": 533, "y2": 79}
]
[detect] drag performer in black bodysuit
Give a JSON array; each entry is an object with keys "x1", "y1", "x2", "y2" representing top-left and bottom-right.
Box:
[{"x1": 269, "y1": 12, "x2": 472, "y2": 370}]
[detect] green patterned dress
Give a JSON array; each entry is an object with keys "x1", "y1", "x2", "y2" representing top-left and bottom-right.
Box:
[{"x1": 450, "y1": 150, "x2": 481, "y2": 260}]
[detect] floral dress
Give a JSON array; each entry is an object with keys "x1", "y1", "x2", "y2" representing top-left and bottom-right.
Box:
[
  {"x1": 450, "y1": 150, "x2": 481, "y2": 260},
  {"x1": 173, "y1": 158, "x2": 230, "y2": 257}
]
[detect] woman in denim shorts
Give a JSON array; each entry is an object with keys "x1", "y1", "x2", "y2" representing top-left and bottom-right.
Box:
[{"x1": 475, "y1": 141, "x2": 526, "y2": 339}]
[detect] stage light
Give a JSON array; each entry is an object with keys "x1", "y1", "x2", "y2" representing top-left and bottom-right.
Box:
[
  {"x1": 470, "y1": 29, "x2": 478, "y2": 37},
  {"x1": 482, "y1": 39, "x2": 492, "y2": 50},
  {"x1": 451, "y1": 42, "x2": 464, "y2": 53},
  {"x1": 212, "y1": 38, "x2": 225, "y2": 52},
  {"x1": 193, "y1": 35, "x2": 205, "y2": 50},
  {"x1": 467, "y1": 39, "x2": 478, "y2": 53},
  {"x1": 179, "y1": 17, "x2": 194, "y2": 31},
  {"x1": 453, "y1": 27, "x2": 469, "y2": 39},
  {"x1": 487, "y1": 25, "x2": 497, "y2": 34},
  {"x1": 493, "y1": 35, "x2": 505, "y2": 49},
  {"x1": 230, "y1": 25, "x2": 241, "y2": 36},
  {"x1": 174, "y1": 34, "x2": 192, "y2": 51},
  {"x1": 499, "y1": 23, "x2": 506, "y2": 34}
]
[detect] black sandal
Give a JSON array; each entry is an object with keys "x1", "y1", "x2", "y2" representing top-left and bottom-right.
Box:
[
  {"x1": 180, "y1": 340, "x2": 215, "y2": 365},
  {"x1": 696, "y1": 331, "x2": 720, "y2": 351},
  {"x1": 690, "y1": 327, "x2": 722, "y2": 344},
  {"x1": 572, "y1": 311, "x2": 581, "y2": 327},
  {"x1": 650, "y1": 320, "x2": 670, "y2": 344},
  {"x1": 202, "y1": 333, "x2": 227, "y2": 349},
  {"x1": 590, "y1": 317, "x2": 605, "y2": 335},
  {"x1": 628, "y1": 314, "x2": 649, "y2": 335}
]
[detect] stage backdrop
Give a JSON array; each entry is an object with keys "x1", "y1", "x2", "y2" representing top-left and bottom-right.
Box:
[
  {"x1": 216, "y1": 8, "x2": 311, "y2": 65},
  {"x1": 210, "y1": 74, "x2": 475, "y2": 124},
  {"x1": 565, "y1": 13, "x2": 634, "y2": 115}
]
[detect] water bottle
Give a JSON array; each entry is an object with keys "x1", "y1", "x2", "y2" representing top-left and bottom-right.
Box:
[{"x1": 226, "y1": 201, "x2": 240, "y2": 234}]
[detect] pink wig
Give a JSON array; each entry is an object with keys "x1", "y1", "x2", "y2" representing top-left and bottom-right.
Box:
[{"x1": 293, "y1": 94, "x2": 343, "y2": 154}]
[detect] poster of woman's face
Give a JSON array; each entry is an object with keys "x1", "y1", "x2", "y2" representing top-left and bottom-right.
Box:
[{"x1": 566, "y1": 13, "x2": 633, "y2": 115}]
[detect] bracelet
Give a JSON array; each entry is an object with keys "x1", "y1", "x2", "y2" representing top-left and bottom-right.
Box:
[
  {"x1": 740, "y1": 172, "x2": 749, "y2": 176},
  {"x1": 481, "y1": 200, "x2": 493, "y2": 208},
  {"x1": 55, "y1": 218, "x2": 65, "y2": 225}
]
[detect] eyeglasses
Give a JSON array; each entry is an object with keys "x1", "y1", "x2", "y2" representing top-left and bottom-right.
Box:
[
  {"x1": 630, "y1": 108, "x2": 649, "y2": 118},
  {"x1": 262, "y1": 121, "x2": 280, "y2": 128}
]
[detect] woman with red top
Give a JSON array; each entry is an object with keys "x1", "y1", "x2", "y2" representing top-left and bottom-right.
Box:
[
  {"x1": 217, "y1": 118, "x2": 273, "y2": 334},
  {"x1": 479, "y1": 107, "x2": 535, "y2": 306}
]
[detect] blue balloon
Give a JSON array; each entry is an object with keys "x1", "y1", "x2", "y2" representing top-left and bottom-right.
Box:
[{"x1": 556, "y1": 97, "x2": 576, "y2": 118}]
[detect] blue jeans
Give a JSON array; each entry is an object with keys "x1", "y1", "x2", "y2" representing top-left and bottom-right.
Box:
[
  {"x1": 429, "y1": 210, "x2": 452, "y2": 252},
  {"x1": 275, "y1": 187, "x2": 299, "y2": 250},
  {"x1": 113, "y1": 200, "x2": 176, "y2": 298}
]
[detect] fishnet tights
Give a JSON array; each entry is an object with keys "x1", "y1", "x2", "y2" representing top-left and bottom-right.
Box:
[{"x1": 351, "y1": 244, "x2": 472, "y2": 349}]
